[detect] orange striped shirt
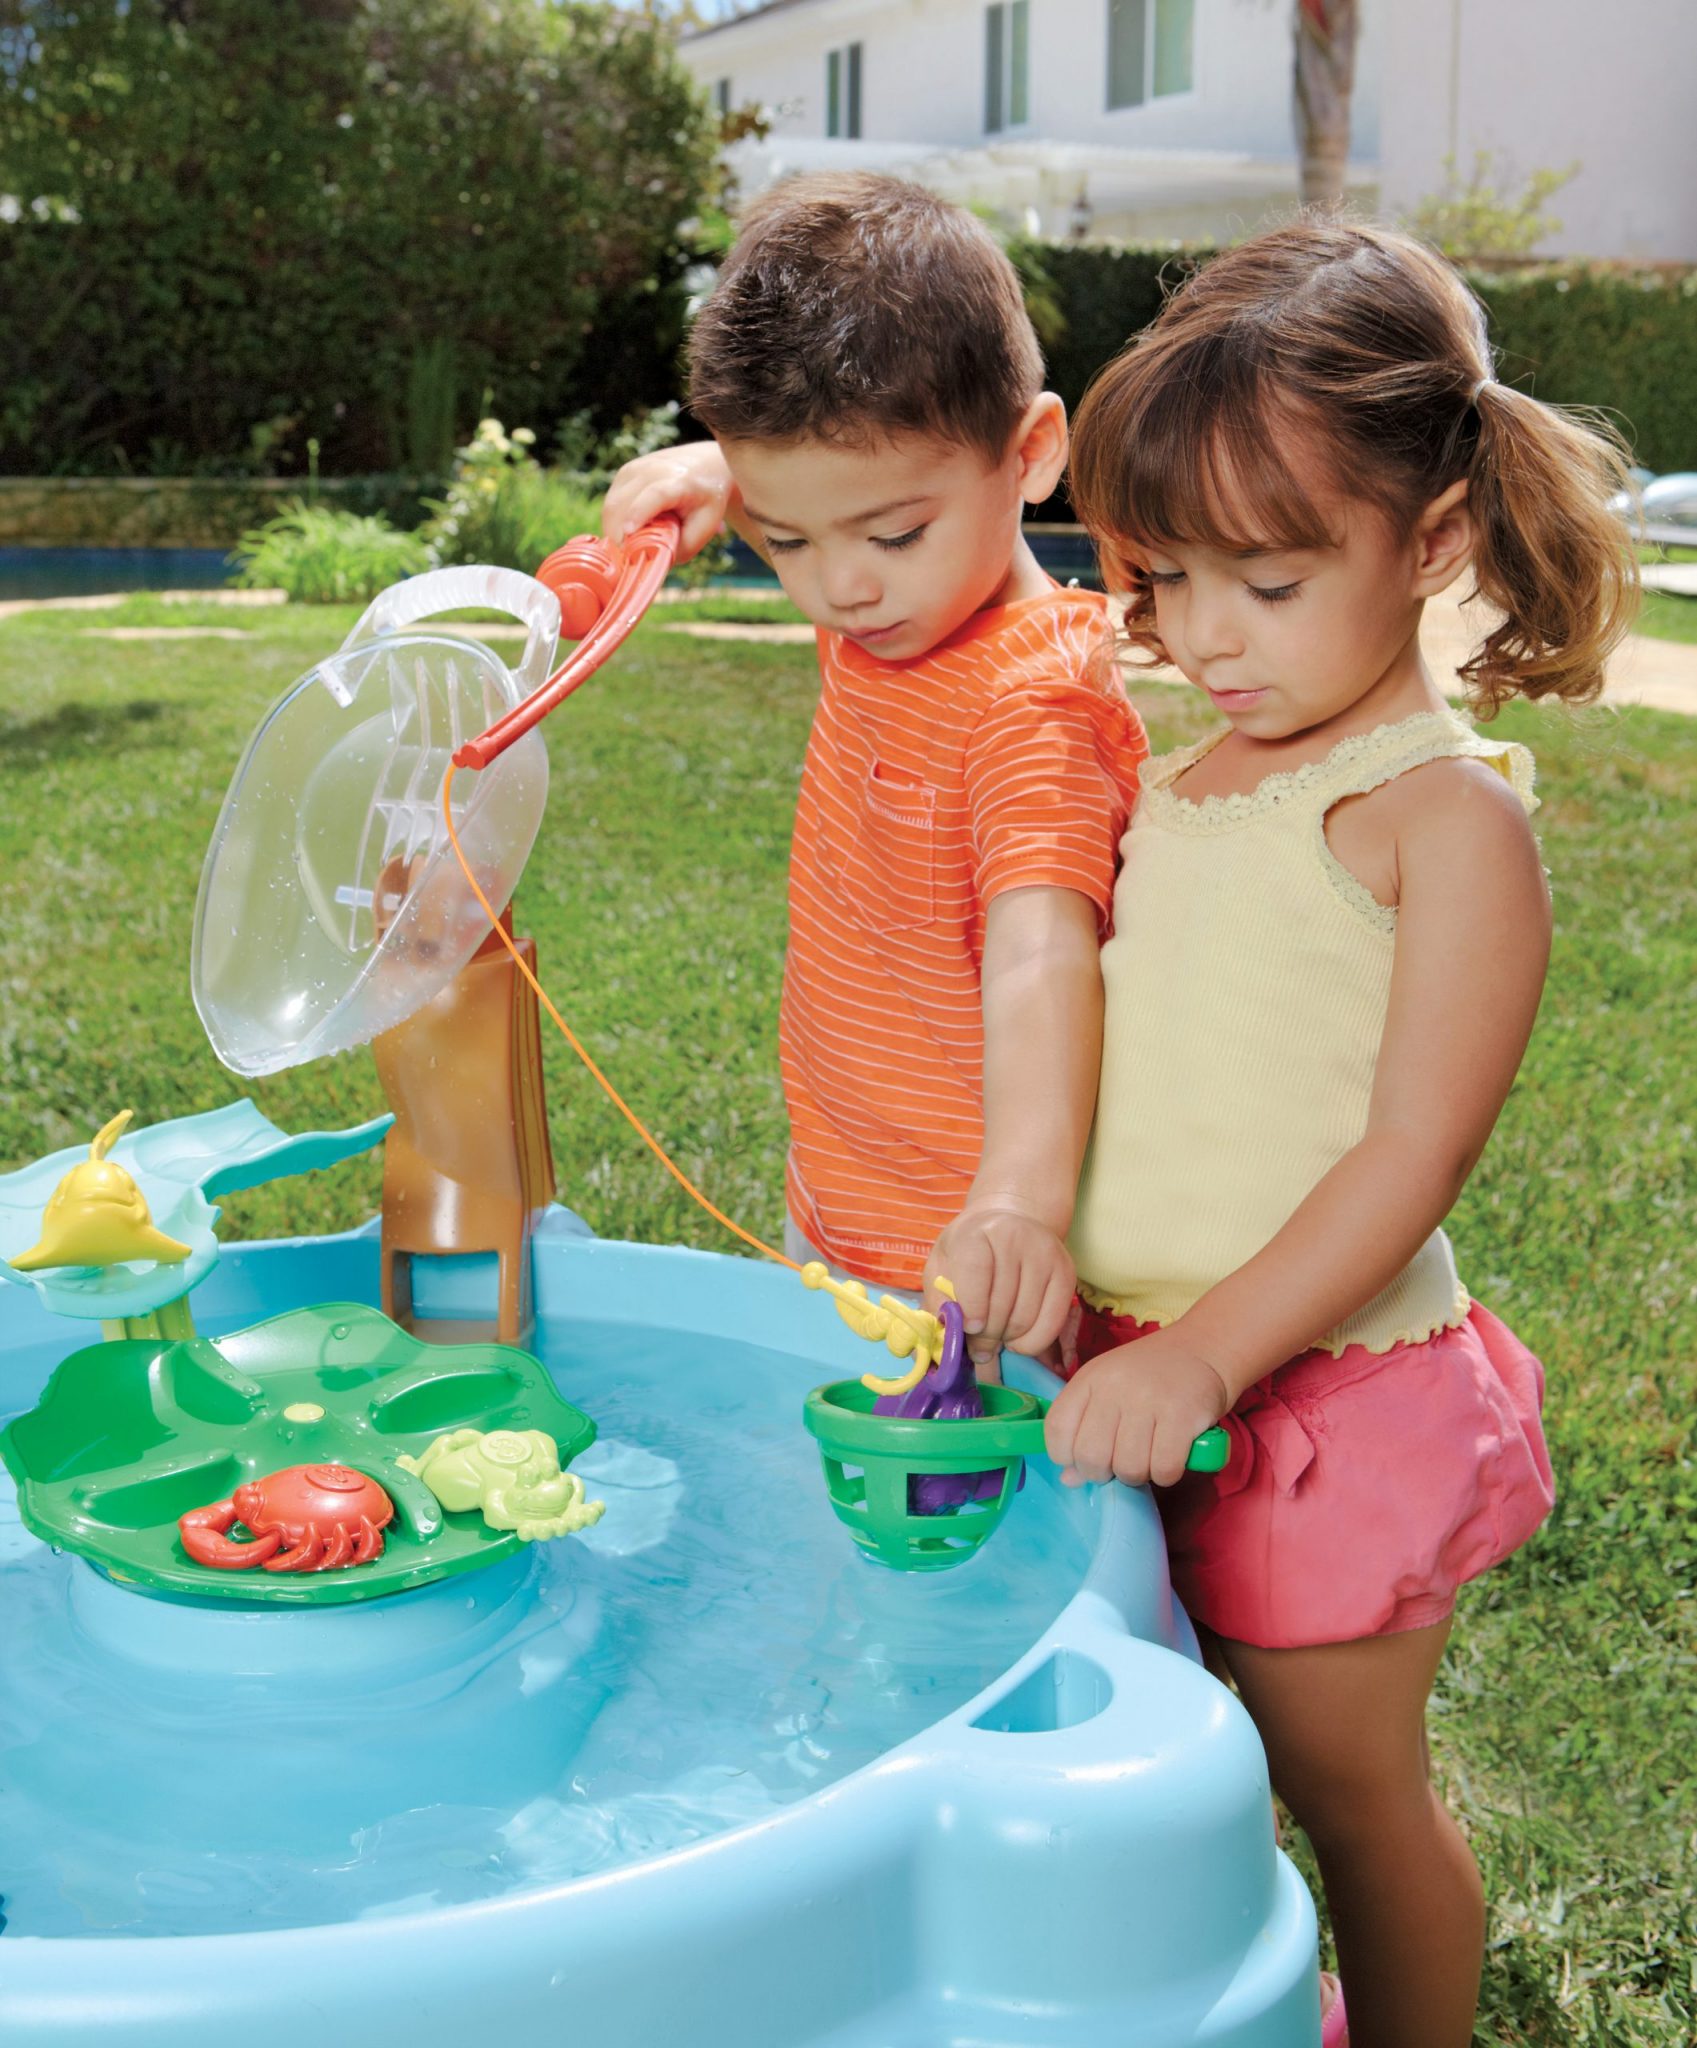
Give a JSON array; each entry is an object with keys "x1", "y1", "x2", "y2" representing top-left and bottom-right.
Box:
[{"x1": 782, "y1": 587, "x2": 1149, "y2": 1289}]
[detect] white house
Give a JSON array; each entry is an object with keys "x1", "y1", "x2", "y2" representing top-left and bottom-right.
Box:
[
  {"x1": 1378, "y1": 0, "x2": 1697, "y2": 265},
  {"x1": 681, "y1": 0, "x2": 1382, "y2": 244},
  {"x1": 680, "y1": 0, "x2": 1697, "y2": 259}
]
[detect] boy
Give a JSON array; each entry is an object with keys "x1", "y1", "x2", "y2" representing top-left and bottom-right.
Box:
[{"x1": 604, "y1": 173, "x2": 1147, "y2": 1363}]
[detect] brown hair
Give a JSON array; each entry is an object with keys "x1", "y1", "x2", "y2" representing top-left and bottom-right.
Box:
[
  {"x1": 1069, "y1": 221, "x2": 1640, "y2": 710},
  {"x1": 688, "y1": 172, "x2": 1043, "y2": 465}
]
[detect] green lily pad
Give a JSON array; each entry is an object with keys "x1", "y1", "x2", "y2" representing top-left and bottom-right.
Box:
[{"x1": 0, "y1": 1302, "x2": 597, "y2": 1605}]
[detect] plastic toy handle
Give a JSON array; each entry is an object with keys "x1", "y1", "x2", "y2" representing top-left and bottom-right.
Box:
[
  {"x1": 342, "y1": 564, "x2": 563, "y2": 700},
  {"x1": 1000, "y1": 1415, "x2": 1233, "y2": 1476},
  {"x1": 453, "y1": 516, "x2": 679, "y2": 771},
  {"x1": 1186, "y1": 1425, "x2": 1232, "y2": 1474}
]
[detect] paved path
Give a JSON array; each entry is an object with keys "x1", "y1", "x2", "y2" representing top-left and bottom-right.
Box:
[
  {"x1": 657, "y1": 586, "x2": 1697, "y2": 716},
  {"x1": 6, "y1": 582, "x2": 1696, "y2": 715},
  {"x1": 1418, "y1": 584, "x2": 1697, "y2": 717}
]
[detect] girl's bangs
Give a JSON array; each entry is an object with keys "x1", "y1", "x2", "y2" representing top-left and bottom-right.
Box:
[{"x1": 1097, "y1": 365, "x2": 1340, "y2": 564}]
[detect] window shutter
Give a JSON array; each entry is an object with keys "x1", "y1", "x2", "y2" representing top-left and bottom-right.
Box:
[
  {"x1": 1107, "y1": 0, "x2": 1147, "y2": 109},
  {"x1": 1010, "y1": 0, "x2": 1030, "y2": 125}
]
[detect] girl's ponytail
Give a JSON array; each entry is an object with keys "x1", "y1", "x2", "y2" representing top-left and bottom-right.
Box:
[{"x1": 1462, "y1": 380, "x2": 1640, "y2": 711}]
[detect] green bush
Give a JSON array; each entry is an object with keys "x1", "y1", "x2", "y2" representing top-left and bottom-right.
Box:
[
  {"x1": 232, "y1": 505, "x2": 430, "y2": 604},
  {"x1": 417, "y1": 407, "x2": 733, "y2": 587},
  {"x1": 0, "y1": 0, "x2": 717, "y2": 477},
  {"x1": 419, "y1": 421, "x2": 603, "y2": 572},
  {"x1": 1029, "y1": 244, "x2": 1697, "y2": 475}
]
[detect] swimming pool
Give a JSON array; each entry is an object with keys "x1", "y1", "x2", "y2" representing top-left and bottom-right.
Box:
[{"x1": 0, "y1": 546, "x2": 235, "y2": 602}]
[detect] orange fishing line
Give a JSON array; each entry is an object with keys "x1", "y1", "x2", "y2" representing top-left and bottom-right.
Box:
[{"x1": 440, "y1": 765, "x2": 799, "y2": 1273}]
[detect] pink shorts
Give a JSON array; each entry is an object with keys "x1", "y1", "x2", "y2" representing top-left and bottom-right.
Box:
[{"x1": 1068, "y1": 1300, "x2": 1555, "y2": 1651}]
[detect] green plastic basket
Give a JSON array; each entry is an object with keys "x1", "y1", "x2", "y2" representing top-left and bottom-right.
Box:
[
  {"x1": 802, "y1": 1377, "x2": 1047, "y2": 1571},
  {"x1": 803, "y1": 1378, "x2": 1233, "y2": 1573}
]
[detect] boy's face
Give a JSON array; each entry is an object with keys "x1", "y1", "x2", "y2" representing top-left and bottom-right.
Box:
[{"x1": 722, "y1": 430, "x2": 1030, "y2": 664}]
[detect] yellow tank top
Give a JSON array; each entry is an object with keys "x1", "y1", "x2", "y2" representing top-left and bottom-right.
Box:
[{"x1": 1069, "y1": 709, "x2": 1538, "y2": 1356}]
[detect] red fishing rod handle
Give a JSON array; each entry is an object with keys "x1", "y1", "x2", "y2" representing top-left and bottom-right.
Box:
[{"x1": 453, "y1": 515, "x2": 680, "y2": 771}]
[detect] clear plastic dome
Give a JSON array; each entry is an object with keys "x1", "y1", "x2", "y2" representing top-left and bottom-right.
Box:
[{"x1": 193, "y1": 567, "x2": 558, "y2": 1076}]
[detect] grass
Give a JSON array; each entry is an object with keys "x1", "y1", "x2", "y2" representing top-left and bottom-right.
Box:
[
  {"x1": 1638, "y1": 545, "x2": 1697, "y2": 647},
  {"x1": 232, "y1": 502, "x2": 430, "y2": 604},
  {"x1": 1639, "y1": 590, "x2": 1697, "y2": 645},
  {"x1": 656, "y1": 588, "x2": 807, "y2": 626},
  {"x1": 0, "y1": 604, "x2": 1693, "y2": 2044}
]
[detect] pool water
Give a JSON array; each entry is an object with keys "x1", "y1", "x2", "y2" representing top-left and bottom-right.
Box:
[
  {"x1": 0, "y1": 1319, "x2": 1089, "y2": 1939},
  {"x1": 0, "y1": 533, "x2": 1101, "y2": 606},
  {"x1": 0, "y1": 547, "x2": 234, "y2": 602}
]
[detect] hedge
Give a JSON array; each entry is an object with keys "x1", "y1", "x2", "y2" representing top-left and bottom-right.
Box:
[
  {"x1": 1476, "y1": 266, "x2": 1697, "y2": 475},
  {"x1": 0, "y1": 476, "x2": 444, "y2": 550},
  {"x1": 0, "y1": 0, "x2": 717, "y2": 480},
  {"x1": 1030, "y1": 243, "x2": 1697, "y2": 475}
]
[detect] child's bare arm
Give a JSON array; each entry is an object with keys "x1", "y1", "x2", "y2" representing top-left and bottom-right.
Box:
[
  {"x1": 1047, "y1": 759, "x2": 1550, "y2": 1486},
  {"x1": 926, "y1": 885, "x2": 1102, "y2": 1367},
  {"x1": 602, "y1": 441, "x2": 769, "y2": 565}
]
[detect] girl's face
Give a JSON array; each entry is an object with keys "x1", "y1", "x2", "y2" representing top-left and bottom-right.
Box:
[{"x1": 1136, "y1": 482, "x2": 1474, "y2": 739}]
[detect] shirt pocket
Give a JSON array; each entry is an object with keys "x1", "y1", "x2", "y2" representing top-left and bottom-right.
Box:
[{"x1": 841, "y1": 762, "x2": 937, "y2": 932}]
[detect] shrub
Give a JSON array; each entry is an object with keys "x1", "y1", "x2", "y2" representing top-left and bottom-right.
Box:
[
  {"x1": 1408, "y1": 154, "x2": 1578, "y2": 265},
  {"x1": 0, "y1": 0, "x2": 717, "y2": 476},
  {"x1": 1479, "y1": 266, "x2": 1697, "y2": 476},
  {"x1": 420, "y1": 408, "x2": 731, "y2": 587},
  {"x1": 419, "y1": 421, "x2": 602, "y2": 572},
  {"x1": 232, "y1": 505, "x2": 430, "y2": 604}
]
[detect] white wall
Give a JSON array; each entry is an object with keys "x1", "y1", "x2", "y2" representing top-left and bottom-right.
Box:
[
  {"x1": 683, "y1": 0, "x2": 1380, "y2": 164},
  {"x1": 1378, "y1": 0, "x2": 1697, "y2": 261}
]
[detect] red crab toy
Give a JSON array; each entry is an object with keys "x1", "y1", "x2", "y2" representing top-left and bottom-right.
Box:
[{"x1": 178, "y1": 1463, "x2": 394, "y2": 1572}]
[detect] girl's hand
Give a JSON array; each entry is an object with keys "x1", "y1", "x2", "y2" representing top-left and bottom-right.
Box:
[
  {"x1": 602, "y1": 441, "x2": 735, "y2": 563},
  {"x1": 925, "y1": 1204, "x2": 1076, "y2": 1379},
  {"x1": 1045, "y1": 1332, "x2": 1229, "y2": 1489}
]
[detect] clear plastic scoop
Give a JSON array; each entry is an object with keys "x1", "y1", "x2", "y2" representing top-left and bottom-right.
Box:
[{"x1": 192, "y1": 523, "x2": 677, "y2": 1077}]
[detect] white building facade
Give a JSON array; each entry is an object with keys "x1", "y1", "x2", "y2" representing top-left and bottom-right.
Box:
[
  {"x1": 681, "y1": 0, "x2": 1697, "y2": 260},
  {"x1": 682, "y1": 0, "x2": 1382, "y2": 244},
  {"x1": 1378, "y1": 0, "x2": 1697, "y2": 265}
]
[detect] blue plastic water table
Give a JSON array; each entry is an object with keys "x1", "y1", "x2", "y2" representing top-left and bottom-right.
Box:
[{"x1": 0, "y1": 1214, "x2": 1318, "y2": 2045}]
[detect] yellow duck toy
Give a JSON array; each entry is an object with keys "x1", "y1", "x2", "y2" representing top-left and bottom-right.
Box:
[{"x1": 11, "y1": 1110, "x2": 192, "y2": 1272}]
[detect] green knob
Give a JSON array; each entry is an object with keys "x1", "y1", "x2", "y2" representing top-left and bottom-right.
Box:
[{"x1": 1186, "y1": 1425, "x2": 1232, "y2": 1474}]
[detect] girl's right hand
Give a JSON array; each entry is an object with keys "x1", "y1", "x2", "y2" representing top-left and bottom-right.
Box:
[
  {"x1": 602, "y1": 441, "x2": 735, "y2": 564},
  {"x1": 1045, "y1": 1332, "x2": 1229, "y2": 1490}
]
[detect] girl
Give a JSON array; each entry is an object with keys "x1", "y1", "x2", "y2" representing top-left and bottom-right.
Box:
[{"x1": 1051, "y1": 222, "x2": 1638, "y2": 2048}]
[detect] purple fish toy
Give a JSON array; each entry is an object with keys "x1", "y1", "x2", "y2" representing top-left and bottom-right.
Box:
[{"x1": 873, "y1": 1296, "x2": 1020, "y2": 1515}]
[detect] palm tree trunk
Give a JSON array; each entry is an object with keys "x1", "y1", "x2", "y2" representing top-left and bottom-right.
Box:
[{"x1": 1294, "y1": 0, "x2": 1359, "y2": 208}]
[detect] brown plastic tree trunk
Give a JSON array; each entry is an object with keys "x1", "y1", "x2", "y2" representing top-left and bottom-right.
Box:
[{"x1": 1294, "y1": 0, "x2": 1359, "y2": 208}]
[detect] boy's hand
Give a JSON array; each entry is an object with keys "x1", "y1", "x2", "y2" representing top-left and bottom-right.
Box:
[
  {"x1": 602, "y1": 441, "x2": 735, "y2": 563},
  {"x1": 925, "y1": 1203, "x2": 1077, "y2": 1379},
  {"x1": 1044, "y1": 1331, "x2": 1229, "y2": 1490}
]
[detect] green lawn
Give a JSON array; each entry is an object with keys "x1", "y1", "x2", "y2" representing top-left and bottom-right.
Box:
[
  {"x1": 1639, "y1": 545, "x2": 1697, "y2": 645},
  {"x1": 1, "y1": 599, "x2": 1693, "y2": 2045},
  {"x1": 1640, "y1": 589, "x2": 1697, "y2": 646}
]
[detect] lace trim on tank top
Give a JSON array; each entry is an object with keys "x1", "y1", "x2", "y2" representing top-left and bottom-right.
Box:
[{"x1": 1141, "y1": 709, "x2": 1537, "y2": 833}]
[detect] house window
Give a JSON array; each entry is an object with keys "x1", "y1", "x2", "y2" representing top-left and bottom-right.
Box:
[
  {"x1": 826, "y1": 42, "x2": 863, "y2": 137},
  {"x1": 1107, "y1": 0, "x2": 1194, "y2": 110},
  {"x1": 713, "y1": 77, "x2": 732, "y2": 116},
  {"x1": 984, "y1": 0, "x2": 1030, "y2": 134}
]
